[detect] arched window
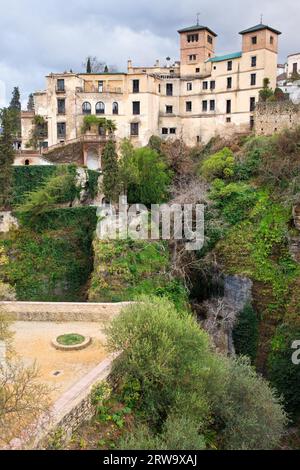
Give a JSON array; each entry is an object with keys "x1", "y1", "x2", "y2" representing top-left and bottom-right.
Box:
[
  {"x1": 112, "y1": 102, "x2": 119, "y2": 115},
  {"x1": 82, "y1": 102, "x2": 91, "y2": 115},
  {"x1": 96, "y1": 102, "x2": 105, "y2": 115}
]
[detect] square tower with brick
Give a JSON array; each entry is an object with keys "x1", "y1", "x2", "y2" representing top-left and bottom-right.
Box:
[{"x1": 178, "y1": 25, "x2": 217, "y2": 76}]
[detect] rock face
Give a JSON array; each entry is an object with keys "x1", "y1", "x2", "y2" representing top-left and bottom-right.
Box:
[
  {"x1": 203, "y1": 275, "x2": 253, "y2": 356},
  {"x1": 289, "y1": 204, "x2": 300, "y2": 263},
  {"x1": 0, "y1": 212, "x2": 18, "y2": 233},
  {"x1": 293, "y1": 204, "x2": 300, "y2": 231}
]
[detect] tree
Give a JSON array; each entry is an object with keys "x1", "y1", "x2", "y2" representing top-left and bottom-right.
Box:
[
  {"x1": 233, "y1": 304, "x2": 259, "y2": 362},
  {"x1": 259, "y1": 78, "x2": 274, "y2": 102},
  {"x1": 101, "y1": 139, "x2": 120, "y2": 203},
  {"x1": 25, "y1": 115, "x2": 48, "y2": 151},
  {"x1": 268, "y1": 324, "x2": 300, "y2": 416},
  {"x1": 86, "y1": 57, "x2": 92, "y2": 73},
  {"x1": 106, "y1": 296, "x2": 287, "y2": 450},
  {"x1": 0, "y1": 108, "x2": 15, "y2": 209},
  {"x1": 0, "y1": 314, "x2": 50, "y2": 446},
  {"x1": 8, "y1": 87, "x2": 21, "y2": 136},
  {"x1": 119, "y1": 147, "x2": 171, "y2": 206},
  {"x1": 0, "y1": 246, "x2": 16, "y2": 301},
  {"x1": 27, "y1": 93, "x2": 34, "y2": 111}
]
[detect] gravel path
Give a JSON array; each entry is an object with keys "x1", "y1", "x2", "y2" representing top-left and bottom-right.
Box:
[{"x1": 11, "y1": 322, "x2": 108, "y2": 401}]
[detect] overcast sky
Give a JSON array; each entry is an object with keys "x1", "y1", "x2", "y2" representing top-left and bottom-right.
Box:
[{"x1": 0, "y1": 0, "x2": 299, "y2": 107}]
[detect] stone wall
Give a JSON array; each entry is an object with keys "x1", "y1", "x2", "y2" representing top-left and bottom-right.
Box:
[
  {"x1": 255, "y1": 101, "x2": 300, "y2": 136},
  {"x1": 0, "y1": 301, "x2": 133, "y2": 322},
  {"x1": 45, "y1": 141, "x2": 84, "y2": 165},
  {"x1": 7, "y1": 355, "x2": 118, "y2": 450}
]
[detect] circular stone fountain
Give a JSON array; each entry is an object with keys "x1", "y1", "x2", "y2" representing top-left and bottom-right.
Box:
[{"x1": 51, "y1": 333, "x2": 92, "y2": 351}]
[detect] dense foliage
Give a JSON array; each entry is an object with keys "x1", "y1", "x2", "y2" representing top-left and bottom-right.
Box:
[
  {"x1": 233, "y1": 304, "x2": 259, "y2": 363},
  {"x1": 106, "y1": 297, "x2": 287, "y2": 450},
  {"x1": 0, "y1": 108, "x2": 15, "y2": 209},
  {"x1": 1, "y1": 207, "x2": 97, "y2": 301}
]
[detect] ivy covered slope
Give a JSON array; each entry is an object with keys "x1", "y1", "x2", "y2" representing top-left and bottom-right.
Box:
[
  {"x1": 0, "y1": 165, "x2": 99, "y2": 301},
  {"x1": 88, "y1": 238, "x2": 188, "y2": 310},
  {"x1": 198, "y1": 129, "x2": 300, "y2": 416}
]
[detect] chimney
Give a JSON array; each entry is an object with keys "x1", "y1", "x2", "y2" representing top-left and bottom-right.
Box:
[{"x1": 127, "y1": 59, "x2": 133, "y2": 71}]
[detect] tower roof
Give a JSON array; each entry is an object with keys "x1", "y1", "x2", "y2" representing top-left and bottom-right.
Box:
[
  {"x1": 178, "y1": 25, "x2": 218, "y2": 37},
  {"x1": 239, "y1": 24, "x2": 281, "y2": 35}
]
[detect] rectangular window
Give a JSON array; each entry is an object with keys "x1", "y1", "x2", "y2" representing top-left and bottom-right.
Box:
[
  {"x1": 187, "y1": 34, "x2": 199, "y2": 43},
  {"x1": 57, "y1": 79, "x2": 65, "y2": 92},
  {"x1": 196, "y1": 68, "x2": 200, "y2": 73},
  {"x1": 57, "y1": 98, "x2": 65, "y2": 114},
  {"x1": 227, "y1": 77, "x2": 232, "y2": 89},
  {"x1": 210, "y1": 100, "x2": 215, "y2": 111},
  {"x1": 251, "y1": 56, "x2": 257, "y2": 67},
  {"x1": 251, "y1": 73, "x2": 256, "y2": 86},
  {"x1": 162, "y1": 128, "x2": 168, "y2": 135},
  {"x1": 250, "y1": 116, "x2": 255, "y2": 129},
  {"x1": 227, "y1": 61, "x2": 233, "y2": 71},
  {"x1": 186, "y1": 101, "x2": 192, "y2": 112},
  {"x1": 98, "y1": 81, "x2": 104, "y2": 93},
  {"x1": 250, "y1": 97, "x2": 256, "y2": 112},
  {"x1": 187, "y1": 82, "x2": 193, "y2": 91},
  {"x1": 293, "y1": 63, "x2": 298, "y2": 74},
  {"x1": 158, "y1": 84, "x2": 161, "y2": 93},
  {"x1": 203, "y1": 81, "x2": 208, "y2": 90},
  {"x1": 226, "y1": 100, "x2": 231, "y2": 114},
  {"x1": 130, "y1": 122, "x2": 139, "y2": 136},
  {"x1": 270, "y1": 36, "x2": 274, "y2": 45},
  {"x1": 202, "y1": 100, "x2": 208, "y2": 112},
  {"x1": 226, "y1": 117, "x2": 231, "y2": 123},
  {"x1": 207, "y1": 35, "x2": 213, "y2": 44},
  {"x1": 166, "y1": 83, "x2": 173, "y2": 96},
  {"x1": 132, "y1": 101, "x2": 140, "y2": 115},
  {"x1": 166, "y1": 105, "x2": 173, "y2": 114},
  {"x1": 57, "y1": 122, "x2": 66, "y2": 138},
  {"x1": 189, "y1": 55, "x2": 197, "y2": 62},
  {"x1": 170, "y1": 128, "x2": 176, "y2": 134},
  {"x1": 133, "y1": 79, "x2": 140, "y2": 93},
  {"x1": 252, "y1": 36, "x2": 257, "y2": 45},
  {"x1": 210, "y1": 80, "x2": 216, "y2": 90}
]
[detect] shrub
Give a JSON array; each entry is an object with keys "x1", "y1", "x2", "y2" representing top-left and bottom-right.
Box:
[
  {"x1": 268, "y1": 324, "x2": 300, "y2": 416},
  {"x1": 233, "y1": 304, "x2": 259, "y2": 363},
  {"x1": 118, "y1": 416, "x2": 206, "y2": 450},
  {"x1": 107, "y1": 297, "x2": 287, "y2": 449},
  {"x1": 209, "y1": 180, "x2": 259, "y2": 225},
  {"x1": 200, "y1": 147, "x2": 235, "y2": 181},
  {"x1": 215, "y1": 356, "x2": 287, "y2": 450}
]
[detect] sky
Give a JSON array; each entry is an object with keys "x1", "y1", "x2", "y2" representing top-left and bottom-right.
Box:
[{"x1": 0, "y1": 0, "x2": 299, "y2": 107}]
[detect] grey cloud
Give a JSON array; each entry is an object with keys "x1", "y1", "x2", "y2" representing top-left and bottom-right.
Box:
[{"x1": 0, "y1": 0, "x2": 298, "y2": 105}]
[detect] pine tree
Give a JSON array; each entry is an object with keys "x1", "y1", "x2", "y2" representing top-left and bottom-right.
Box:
[
  {"x1": 27, "y1": 93, "x2": 35, "y2": 111},
  {"x1": 101, "y1": 139, "x2": 120, "y2": 203},
  {"x1": 8, "y1": 87, "x2": 21, "y2": 136},
  {"x1": 0, "y1": 108, "x2": 15, "y2": 209},
  {"x1": 86, "y1": 57, "x2": 92, "y2": 73}
]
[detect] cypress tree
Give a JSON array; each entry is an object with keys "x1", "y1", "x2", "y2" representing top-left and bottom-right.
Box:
[
  {"x1": 0, "y1": 108, "x2": 15, "y2": 209},
  {"x1": 27, "y1": 93, "x2": 35, "y2": 111},
  {"x1": 86, "y1": 57, "x2": 92, "y2": 73},
  {"x1": 8, "y1": 87, "x2": 21, "y2": 136},
  {"x1": 102, "y1": 139, "x2": 120, "y2": 203}
]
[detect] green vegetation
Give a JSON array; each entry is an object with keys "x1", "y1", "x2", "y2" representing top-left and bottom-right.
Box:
[
  {"x1": 101, "y1": 139, "x2": 120, "y2": 202},
  {"x1": 0, "y1": 108, "x2": 16, "y2": 209},
  {"x1": 1, "y1": 207, "x2": 97, "y2": 301},
  {"x1": 268, "y1": 324, "x2": 300, "y2": 416},
  {"x1": 233, "y1": 304, "x2": 259, "y2": 363},
  {"x1": 81, "y1": 115, "x2": 116, "y2": 135},
  {"x1": 200, "y1": 147, "x2": 235, "y2": 181},
  {"x1": 89, "y1": 238, "x2": 188, "y2": 309},
  {"x1": 119, "y1": 143, "x2": 172, "y2": 205},
  {"x1": 57, "y1": 334, "x2": 85, "y2": 346},
  {"x1": 105, "y1": 297, "x2": 287, "y2": 450},
  {"x1": 26, "y1": 115, "x2": 48, "y2": 150}
]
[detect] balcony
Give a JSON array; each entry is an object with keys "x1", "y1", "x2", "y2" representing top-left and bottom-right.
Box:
[
  {"x1": 55, "y1": 86, "x2": 66, "y2": 94},
  {"x1": 76, "y1": 86, "x2": 123, "y2": 94}
]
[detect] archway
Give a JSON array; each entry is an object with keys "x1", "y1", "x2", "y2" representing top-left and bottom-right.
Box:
[{"x1": 86, "y1": 148, "x2": 99, "y2": 170}]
